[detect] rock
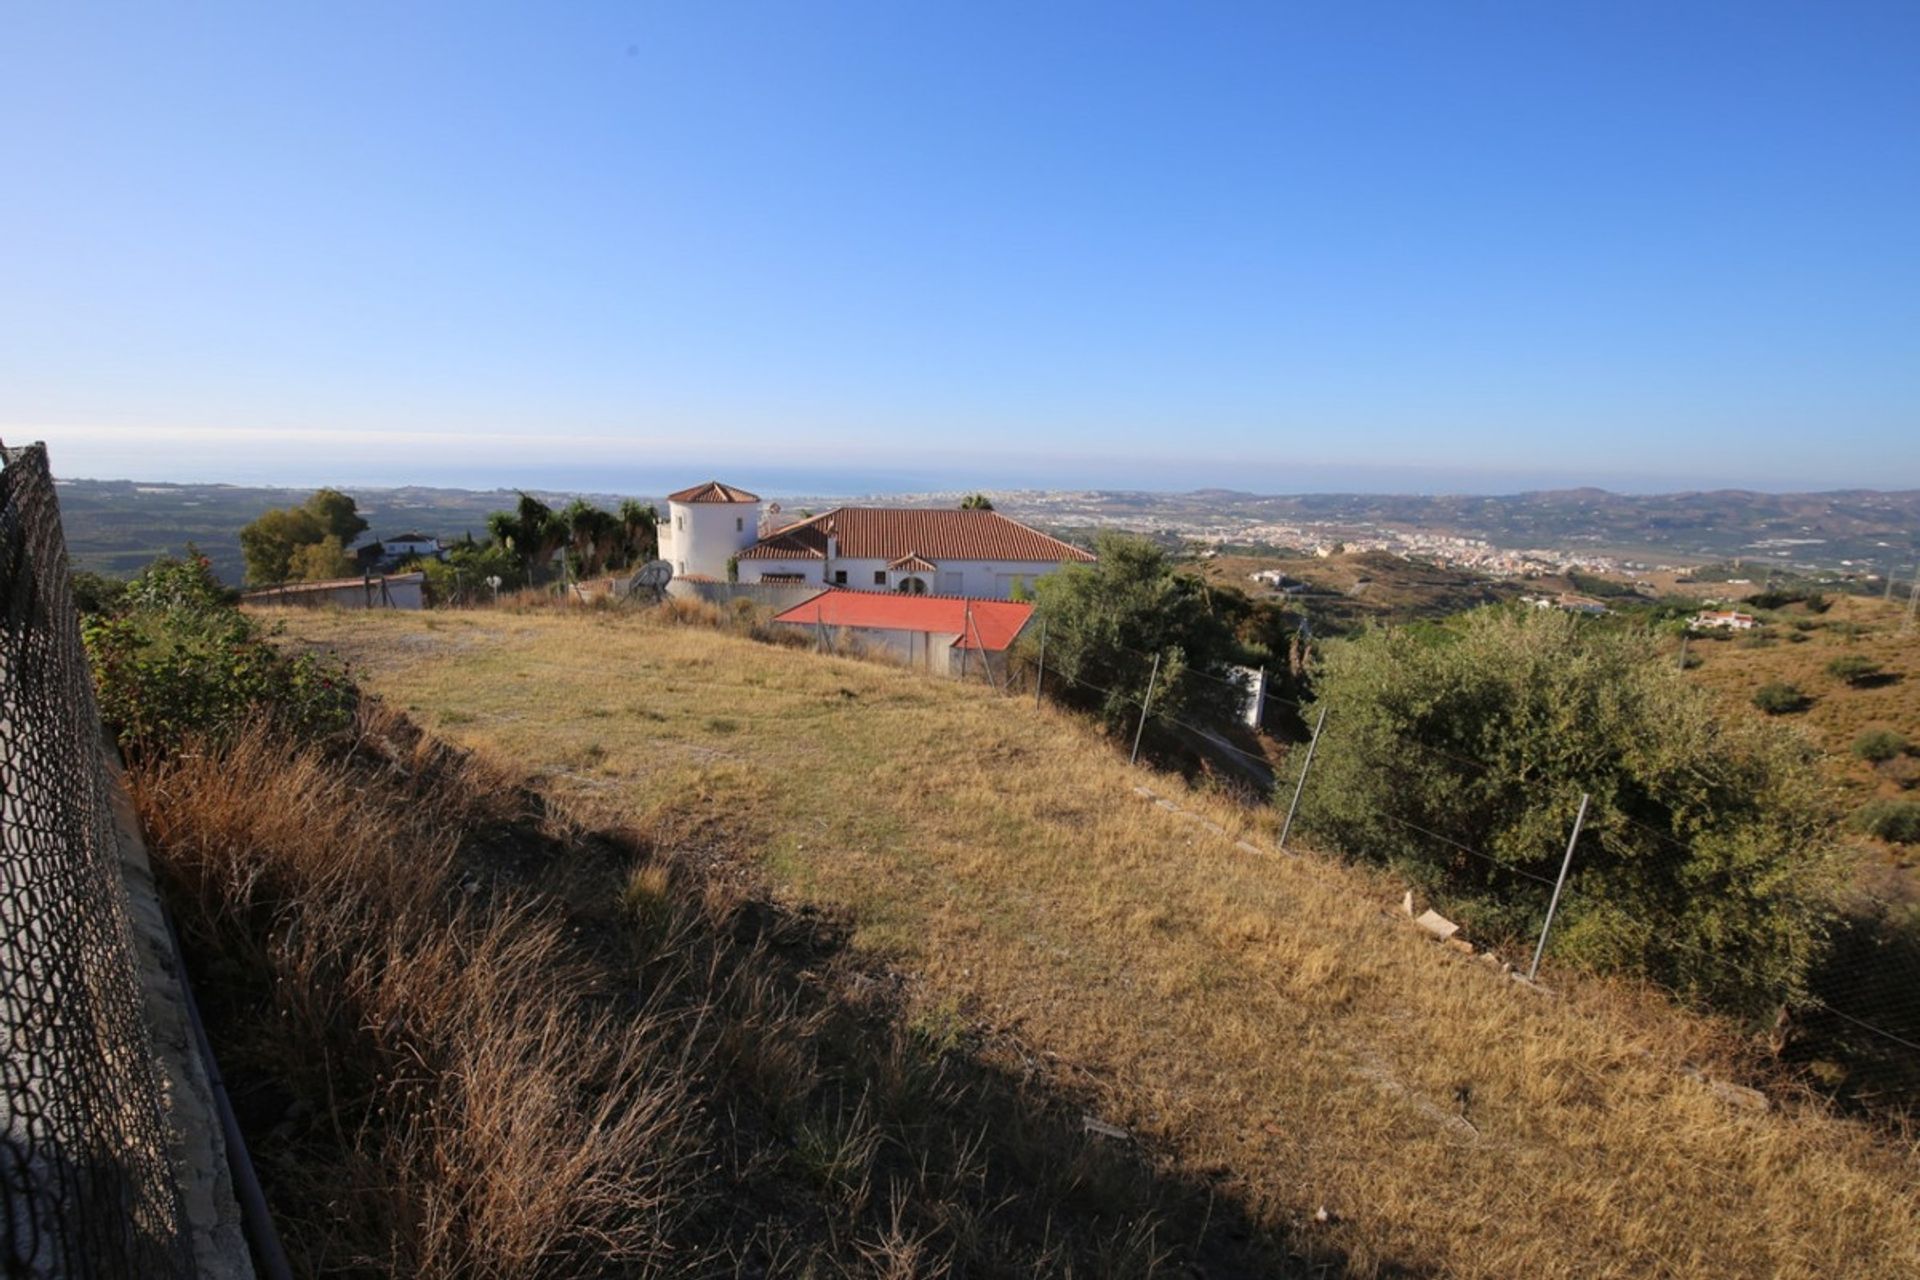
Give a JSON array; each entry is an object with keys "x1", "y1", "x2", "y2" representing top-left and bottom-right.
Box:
[
  {"x1": 1402, "y1": 889, "x2": 1416, "y2": 917},
  {"x1": 1444, "y1": 937, "x2": 1475, "y2": 955},
  {"x1": 1413, "y1": 908, "x2": 1460, "y2": 941}
]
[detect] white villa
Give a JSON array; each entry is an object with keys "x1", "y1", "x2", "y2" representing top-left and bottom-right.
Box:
[{"x1": 656, "y1": 480, "x2": 1094, "y2": 599}]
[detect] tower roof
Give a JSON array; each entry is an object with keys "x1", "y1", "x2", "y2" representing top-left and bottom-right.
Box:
[{"x1": 667, "y1": 480, "x2": 761, "y2": 504}]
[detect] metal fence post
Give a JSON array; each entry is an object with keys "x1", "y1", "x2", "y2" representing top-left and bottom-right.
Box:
[
  {"x1": 1033, "y1": 617, "x2": 1048, "y2": 707},
  {"x1": 1278, "y1": 704, "x2": 1326, "y2": 851},
  {"x1": 1527, "y1": 792, "x2": 1590, "y2": 982},
  {"x1": 1130, "y1": 652, "x2": 1161, "y2": 766}
]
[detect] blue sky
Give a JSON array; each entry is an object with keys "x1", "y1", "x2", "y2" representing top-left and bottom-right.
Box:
[{"x1": 2, "y1": 2, "x2": 1915, "y2": 496}]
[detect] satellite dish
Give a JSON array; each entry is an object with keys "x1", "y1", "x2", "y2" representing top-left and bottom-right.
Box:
[
  {"x1": 767, "y1": 501, "x2": 781, "y2": 514},
  {"x1": 627, "y1": 559, "x2": 674, "y2": 604}
]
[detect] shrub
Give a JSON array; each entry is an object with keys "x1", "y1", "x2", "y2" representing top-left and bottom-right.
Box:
[
  {"x1": 1299, "y1": 608, "x2": 1844, "y2": 1018},
  {"x1": 70, "y1": 570, "x2": 129, "y2": 616},
  {"x1": 1826, "y1": 654, "x2": 1884, "y2": 686},
  {"x1": 1853, "y1": 729, "x2": 1909, "y2": 763},
  {"x1": 1853, "y1": 799, "x2": 1920, "y2": 844},
  {"x1": 1752, "y1": 682, "x2": 1808, "y2": 714},
  {"x1": 83, "y1": 552, "x2": 354, "y2": 755}
]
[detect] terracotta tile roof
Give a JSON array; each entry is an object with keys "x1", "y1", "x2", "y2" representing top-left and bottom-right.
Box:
[
  {"x1": 888, "y1": 553, "x2": 938, "y2": 572},
  {"x1": 773, "y1": 590, "x2": 1034, "y2": 651},
  {"x1": 738, "y1": 507, "x2": 1094, "y2": 564},
  {"x1": 667, "y1": 480, "x2": 761, "y2": 504}
]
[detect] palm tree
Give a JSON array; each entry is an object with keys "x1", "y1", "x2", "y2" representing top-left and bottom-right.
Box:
[
  {"x1": 617, "y1": 499, "x2": 659, "y2": 567},
  {"x1": 960, "y1": 493, "x2": 994, "y2": 510},
  {"x1": 560, "y1": 500, "x2": 622, "y2": 577}
]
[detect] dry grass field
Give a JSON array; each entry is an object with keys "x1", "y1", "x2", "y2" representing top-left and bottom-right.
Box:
[
  {"x1": 1684, "y1": 593, "x2": 1918, "y2": 858},
  {"x1": 262, "y1": 604, "x2": 1920, "y2": 1278}
]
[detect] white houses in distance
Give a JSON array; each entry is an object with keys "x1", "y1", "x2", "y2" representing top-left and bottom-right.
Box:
[{"x1": 656, "y1": 480, "x2": 1094, "y2": 600}]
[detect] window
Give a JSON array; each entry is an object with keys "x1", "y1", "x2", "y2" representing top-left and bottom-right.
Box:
[
  {"x1": 874, "y1": 570, "x2": 887, "y2": 585},
  {"x1": 676, "y1": 515, "x2": 684, "y2": 531},
  {"x1": 833, "y1": 570, "x2": 848, "y2": 585},
  {"x1": 736, "y1": 517, "x2": 744, "y2": 531}
]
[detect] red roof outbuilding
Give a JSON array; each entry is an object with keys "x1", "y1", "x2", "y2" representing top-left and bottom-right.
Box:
[{"x1": 773, "y1": 590, "x2": 1034, "y2": 651}]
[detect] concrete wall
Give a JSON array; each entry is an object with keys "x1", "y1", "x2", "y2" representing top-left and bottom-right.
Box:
[
  {"x1": 242, "y1": 572, "x2": 425, "y2": 610},
  {"x1": 103, "y1": 740, "x2": 255, "y2": 1280},
  {"x1": 667, "y1": 578, "x2": 825, "y2": 611},
  {"x1": 662, "y1": 500, "x2": 761, "y2": 581}
]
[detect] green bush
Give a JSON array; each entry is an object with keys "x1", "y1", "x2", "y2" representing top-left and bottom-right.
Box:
[
  {"x1": 1825, "y1": 654, "x2": 1884, "y2": 686},
  {"x1": 1852, "y1": 729, "x2": 1909, "y2": 763},
  {"x1": 1298, "y1": 607, "x2": 1843, "y2": 1019},
  {"x1": 1880, "y1": 756, "x2": 1920, "y2": 790},
  {"x1": 83, "y1": 552, "x2": 354, "y2": 755},
  {"x1": 1752, "y1": 682, "x2": 1808, "y2": 714},
  {"x1": 1853, "y1": 800, "x2": 1920, "y2": 844}
]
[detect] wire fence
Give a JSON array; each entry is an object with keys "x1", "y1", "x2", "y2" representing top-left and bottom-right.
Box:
[
  {"x1": 0, "y1": 441, "x2": 194, "y2": 1276},
  {"x1": 964, "y1": 609, "x2": 1920, "y2": 1111}
]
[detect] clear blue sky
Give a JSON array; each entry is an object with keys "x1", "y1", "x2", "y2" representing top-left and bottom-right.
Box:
[{"x1": 3, "y1": 2, "x2": 1915, "y2": 495}]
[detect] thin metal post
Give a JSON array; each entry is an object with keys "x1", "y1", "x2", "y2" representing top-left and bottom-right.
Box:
[
  {"x1": 1905, "y1": 580, "x2": 1919, "y2": 634},
  {"x1": 1129, "y1": 652, "x2": 1161, "y2": 766},
  {"x1": 1675, "y1": 633, "x2": 1688, "y2": 671},
  {"x1": 1527, "y1": 792, "x2": 1590, "y2": 983},
  {"x1": 1033, "y1": 617, "x2": 1048, "y2": 707},
  {"x1": 1278, "y1": 704, "x2": 1327, "y2": 851}
]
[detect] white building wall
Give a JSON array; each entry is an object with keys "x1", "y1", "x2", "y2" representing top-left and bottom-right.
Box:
[
  {"x1": 738, "y1": 559, "x2": 827, "y2": 586},
  {"x1": 801, "y1": 557, "x2": 1069, "y2": 599},
  {"x1": 662, "y1": 499, "x2": 761, "y2": 580}
]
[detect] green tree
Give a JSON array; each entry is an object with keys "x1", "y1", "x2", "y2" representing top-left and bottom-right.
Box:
[
  {"x1": 617, "y1": 499, "x2": 659, "y2": 566},
  {"x1": 239, "y1": 506, "x2": 324, "y2": 585},
  {"x1": 239, "y1": 488, "x2": 369, "y2": 585},
  {"x1": 1028, "y1": 533, "x2": 1240, "y2": 734},
  {"x1": 303, "y1": 487, "x2": 369, "y2": 545},
  {"x1": 560, "y1": 499, "x2": 621, "y2": 577},
  {"x1": 960, "y1": 493, "x2": 995, "y2": 510},
  {"x1": 1296, "y1": 607, "x2": 1843, "y2": 1019},
  {"x1": 289, "y1": 535, "x2": 355, "y2": 581}
]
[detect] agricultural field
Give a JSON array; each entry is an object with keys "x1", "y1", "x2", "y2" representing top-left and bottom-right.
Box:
[{"x1": 260, "y1": 603, "x2": 1920, "y2": 1279}]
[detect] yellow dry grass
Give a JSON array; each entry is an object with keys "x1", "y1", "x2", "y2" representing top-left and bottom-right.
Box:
[{"x1": 266, "y1": 604, "x2": 1920, "y2": 1278}]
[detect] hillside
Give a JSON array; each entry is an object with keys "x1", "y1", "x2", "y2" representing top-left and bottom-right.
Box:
[
  {"x1": 266, "y1": 604, "x2": 1920, "y2": 1278},
  {"x1": 1681, "y1": 592, "x2": 1919, "y2": 863},
  {"x1": 1196, "y1": 550, "x2": 1519, "y2": 633}
]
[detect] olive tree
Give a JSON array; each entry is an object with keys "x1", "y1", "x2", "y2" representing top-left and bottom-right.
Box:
[{"x1": 1296, "y1": 607, "x2": 1844, "y2": 1019}]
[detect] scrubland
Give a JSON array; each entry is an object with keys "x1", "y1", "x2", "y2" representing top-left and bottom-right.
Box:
[{"x1": 214, "y1": 602, "x2": 1920, "y2": 1278}]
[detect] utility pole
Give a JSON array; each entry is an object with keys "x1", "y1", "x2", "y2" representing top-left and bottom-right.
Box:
[
  {"x1": 1130, "y1": 652, "x2": 1161, "y2": 767},
  {"x1": 1528, "y1": 794, "x2": 1590, "y2": 983},
  {"x1": 1278, "y1": 705, "x2": 1327, "y2": 852},
  {"x1": 1032, "y1": 617, "x2": 1048, "y2": 708},
  {"x1": 1905, "y1": 579, "x2": 1919, "y2": 635},
  {"x1": 1885, "y1": 563, "x2": 1899, "y2": 602},
  {"x1": 1675, "y1": 633, "x2": 1688, "y2": 671}
]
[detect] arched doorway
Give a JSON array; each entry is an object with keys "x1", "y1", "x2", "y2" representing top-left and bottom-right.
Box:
[{"x1": 897, "y1": 576, "x2": 927, "y2": 595}]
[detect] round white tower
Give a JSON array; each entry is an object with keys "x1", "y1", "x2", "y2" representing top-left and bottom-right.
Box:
[{"x1": 661, "y1": 481, "x2": 763, "y2": 580}]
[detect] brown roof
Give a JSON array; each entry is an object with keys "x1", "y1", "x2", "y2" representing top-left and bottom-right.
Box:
[
  {"x1": 739, "y1": 507, "x2": 1095, "y2": 564},
  {"x1": 667, "y1": 480, "x2": 761, "y2": 504},
  {"x1": 888, "y1": 553, "x2": 938, "y2": 572}
]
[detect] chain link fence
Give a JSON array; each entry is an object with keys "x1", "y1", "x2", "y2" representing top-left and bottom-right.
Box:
[{"x1": 0, "y1": 441, "x2": 193, "y2": 1276}]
